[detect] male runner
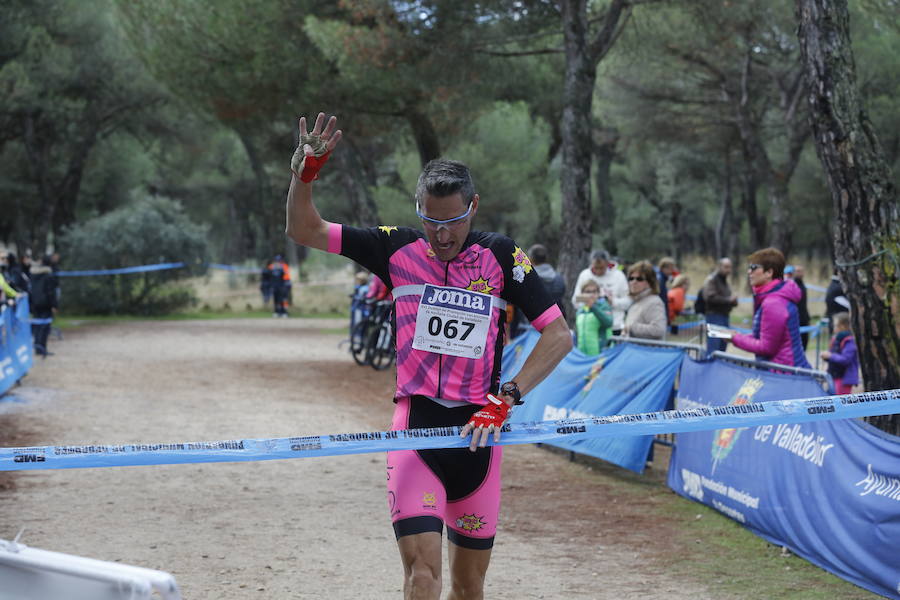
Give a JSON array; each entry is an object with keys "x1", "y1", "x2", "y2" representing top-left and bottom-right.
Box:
[{"x1": 286, "y1": 112, "x2": 572, "y2": 600}]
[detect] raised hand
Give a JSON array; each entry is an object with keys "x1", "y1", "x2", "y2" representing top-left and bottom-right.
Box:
[{"x1": 291, "y1": 112, "x2": 343, "y2": 183}]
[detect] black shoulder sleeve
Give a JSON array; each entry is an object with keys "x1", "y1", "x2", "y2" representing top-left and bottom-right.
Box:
[
  {"x1": 339, "y1": 225, "x2": 421, "y2": 288},
  {"x1": 487, "y1": 234, "x2": 556, "y2": 322}
]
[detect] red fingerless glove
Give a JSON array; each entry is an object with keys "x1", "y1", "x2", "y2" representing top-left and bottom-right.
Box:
[
  {"x1": 292, "y1": 150, "x2": 332, "y2": 183},
  {"x1": 467, "y1": 394, "x2": 511, "y2": 429}
]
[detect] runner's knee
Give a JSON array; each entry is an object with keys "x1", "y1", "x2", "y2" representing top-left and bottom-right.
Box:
[{"x1": 405, "y1": 556, "x2": 442, "y2": 598}]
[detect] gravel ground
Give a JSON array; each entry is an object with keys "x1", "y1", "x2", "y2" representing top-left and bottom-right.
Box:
[{"x1": 0, "y1": 318, "x2": 713, "y2": 599}]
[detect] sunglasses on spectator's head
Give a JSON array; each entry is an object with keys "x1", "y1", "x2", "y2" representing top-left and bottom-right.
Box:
[
  {"x1": 748, "y1": 263, "x2": 762, "y2": 272},
  {"x1": 628, "y1": 276, "x2": 645, "y2": 282}
]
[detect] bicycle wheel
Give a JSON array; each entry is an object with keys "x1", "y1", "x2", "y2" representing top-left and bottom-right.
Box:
[
  {"x1": 351, "y1": 320, "x2": 370, "y2": 366},
  {"x1": 369, "y1": 321, "x2": 395, "y2": 371}
]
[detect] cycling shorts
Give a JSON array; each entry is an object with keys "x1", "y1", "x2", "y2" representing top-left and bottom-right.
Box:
[{"x1": 387, "y1": 396, "x2": 503, "y2": 550}]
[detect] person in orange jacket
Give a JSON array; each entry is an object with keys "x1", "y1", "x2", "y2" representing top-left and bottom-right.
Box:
[{"x1": 264, "y1": 254, "x2": 291, "y2": 317}]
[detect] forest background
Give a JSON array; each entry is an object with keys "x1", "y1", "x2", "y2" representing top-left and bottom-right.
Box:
[{"x1": 1, "y1": 1, "x2": 898, "y2": 385}]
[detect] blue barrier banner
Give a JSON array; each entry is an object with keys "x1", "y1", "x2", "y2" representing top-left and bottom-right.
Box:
[
  {"x1": 668, "y1": 357, "x2": 900, "y2": 599},
  {"x1": 2, "y1": 389, "x2": 899, "y2": 472},
  {"x1": 502, "y1": 331, "x2": 685, "y2": 472},
  {"x1": 1, "y1": 297, "x2": 33, "y2": 395}
]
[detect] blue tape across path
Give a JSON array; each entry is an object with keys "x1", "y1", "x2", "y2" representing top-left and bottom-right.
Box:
[
  {"x1": 3, "y1": 390, "x2": 898, "y2": 471},
  {"x1": 57, "y1": 263, "x2": 186, "y2": 277}
]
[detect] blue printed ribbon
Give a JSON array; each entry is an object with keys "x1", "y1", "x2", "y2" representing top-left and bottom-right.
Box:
[
  {"x1": 57, "y1": 263, "x2": 186, "y2": 277},
  {"x1": 2, "y1": 389, "x2": 897, "y2": 471},
  {"x1": 57, "y1": 262, "x2": 261, "y2": 277}
]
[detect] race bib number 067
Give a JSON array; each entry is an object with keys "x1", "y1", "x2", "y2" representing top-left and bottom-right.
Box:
[{"x1": 412, "y1": 284, "x2": 493, "y2": 359}]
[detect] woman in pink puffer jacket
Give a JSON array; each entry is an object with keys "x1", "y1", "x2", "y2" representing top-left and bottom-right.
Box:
[{"x1": 731, "y1": 247, "x2": 811, "y2": 369}]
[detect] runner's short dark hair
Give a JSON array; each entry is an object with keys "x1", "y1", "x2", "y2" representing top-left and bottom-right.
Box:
[{"x1": 415, "y1": 159, "x2": 475, "y2": 204}]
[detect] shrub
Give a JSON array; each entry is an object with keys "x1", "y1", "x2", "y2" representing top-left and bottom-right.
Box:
[{"x1": 58, "y1": 197, "x2": 208, "y2": 314}]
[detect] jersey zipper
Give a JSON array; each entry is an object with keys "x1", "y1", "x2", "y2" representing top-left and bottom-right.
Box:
[{"x1": 436, "y1": 260, "x2": 450, "y2": 399}]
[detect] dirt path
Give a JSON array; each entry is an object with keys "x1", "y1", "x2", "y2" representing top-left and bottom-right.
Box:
[{"x1": 0, "y1": 319, "x2": 713, "y2": 599}]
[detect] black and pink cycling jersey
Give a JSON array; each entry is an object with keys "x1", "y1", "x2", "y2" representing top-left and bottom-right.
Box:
[{"x1": 327, "y1": 223, "x2": 561, "y2": 404}]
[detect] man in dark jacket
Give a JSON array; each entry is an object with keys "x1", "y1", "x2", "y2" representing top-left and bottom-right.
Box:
[
  {"x1": 508, "y1": 244, "x2": 566, "y2": 338},
  {"x1": 786, "y1": 265, "x2": 811, "y2": 349},
  {"x1": 3, "y1": 253, "x2": 30, "y2": 293},
  {"x1": 824, "y1": 272, "x2": 849, "y2": 334},
  {"x1": 29, "y1": 255, "x2": 58, "y2": 357},
  {"x1": 703, "y1": 257, "x2": 738, "y2": 355}
]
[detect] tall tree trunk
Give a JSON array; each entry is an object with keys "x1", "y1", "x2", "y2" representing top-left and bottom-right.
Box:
[
  {"x1": 557, "y1": 0, "x2": 630, "y2": 322},
  {"x1": 22, "y1": 113, "x2": 54, "y2": 255},
  {"x1": 406, "y1": 107, "x2": 441, "y2": 167},
  {"x1": 339, "y1": 137, "x2": 381, "y2": 227},
  {"x1": 593, "y1": 125, "x2": 619, "y2": 256},
  {"x1": 558, "y1": 0, "x2": 597, "y2": 322},
  {"x1": 797, "y1": 0, "x2": 900, "y2": 421},
  {"x1": 237, "y1": 130, "x2": 275, "y2": 258},
  {"x1": 715, "y1": 150, "x2": 734, "y2": 260},
  {"x1": 739, "y1": 154, "x2": 766, "y2": 248}
]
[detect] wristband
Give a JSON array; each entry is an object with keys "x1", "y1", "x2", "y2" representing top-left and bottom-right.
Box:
[
  {"x1": 290, "y1": 134, "x2": 332, "y2": 183},
  {"x1": 466, "y1": 394, "x2": 511, "y2": 430},
  {"x1": 500, "y1": 381, "x2": 522, "y2": 405},
  {"x1": 291, "y1": 150, "x2": 332, "y2": 183}
]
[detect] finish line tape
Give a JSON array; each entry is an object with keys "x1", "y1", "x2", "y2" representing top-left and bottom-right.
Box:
[{"x1": 2, "y1": 389, "x2": 898, "y2": 471}]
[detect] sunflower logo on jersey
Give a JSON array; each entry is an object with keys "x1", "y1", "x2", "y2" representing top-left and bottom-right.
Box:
[
  {"x1": 511, "y1": 247, "x2": 533, "y2": 283},
  {"x1": 711, "y1": 377, "x2": 764, "y2": 474},
  {"x1": 378, "y1": 226, "x2": 398, "y2": 235},
  {"x1": 466, "y1": 277, "x2": 494, "y2": 294},
  {"x1": 422, "y1": 492, "x2": 437, "y2": 509}
]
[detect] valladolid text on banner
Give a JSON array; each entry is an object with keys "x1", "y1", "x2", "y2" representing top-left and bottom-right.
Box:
[
  {"x1": 669, "y1": 355, "x2": 900, "y2": 600},
  {"x1": 1, "y1": 389, "x2": 898, "y2": 472}
]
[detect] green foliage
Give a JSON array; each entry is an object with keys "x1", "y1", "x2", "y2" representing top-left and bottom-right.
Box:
[
  {"x1": 0, "y1": 0, "x2": 167, "y2": 251},
  {"x1": 58, "y1": 197, "x2": 209, "y2": 314}
]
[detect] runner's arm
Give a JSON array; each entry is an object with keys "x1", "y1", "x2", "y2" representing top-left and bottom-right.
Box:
[
  {"x1": 285, "y1": 113, "x2": 342, "y2": 251},
  {"x1": 503, "y1": 316, "x2": 572, "y2": 402},
  {"x1": 286, "y1": 176, "x2": 330, "y2": 251}
]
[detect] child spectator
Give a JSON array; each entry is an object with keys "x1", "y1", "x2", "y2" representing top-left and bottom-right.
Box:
[
  {"x1": 821, "y1": 312, "x2": 859, "y2": 395},
  {"x1": 575, "y1": 280, "x2": 613, "y2": 355},
  {"x1": 667, "y1": 274, "x2": 690, "y2": 323}
]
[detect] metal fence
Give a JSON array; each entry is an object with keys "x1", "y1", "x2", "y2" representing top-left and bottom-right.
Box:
[{"x1": 607, "y1": 336, "x2": 706, "y2": 448}]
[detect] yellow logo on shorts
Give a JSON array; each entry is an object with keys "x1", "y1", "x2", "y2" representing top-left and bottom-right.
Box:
[
  {"x1": 378, "y1": 226, "x2": 398, "y2": 235},
  {"x1": 455, "y1": 513, "x2": 486, "y2": 532},
  {"x1": 422, "y1": 492, "x2": 437, "y2": 508}
]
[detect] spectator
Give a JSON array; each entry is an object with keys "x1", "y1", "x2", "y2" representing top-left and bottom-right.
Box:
[
  {"x1": 0, "y1": 270, "x2": 18, "y2": 303},
  {"x1": 574, "y1": 280, "x2": 613, "y2": 355},
  {"x1": 572, "y1": 249, "x2": 631, "y2": 335},
  {"x1": 366, "y1": 274, "x2": 389, "y2": 301},
  {"x1": 623, "y1": 260, "x2": 666, "y2": 340},
  {"x1": 731, "y1": 247, "x2": 811, "y2": 368},
  {"x1": 821, "y1": 312, "x2": 859, "y2": 395},
  {"x1": 824, "y1": 272, "x2": 850, "y2": 334},
  {"x1": 656, "y1": 257, "x2": 677, "y2": 324},
  {"x1": 667, "y1": 274, "x2": 690, "y2": 330},
  {"x1": 350, "y1": 272, "x2": 370, "y2": 329},
  {"x1": 21, "y1": 252, "x2": 32, "y2": 279},
  {"x1": 703, "y1": 258, "x2": 739, "y2": 355},
  {"x1": 29, "y1": 255, "x2": 58, "y2": 357},
  {"x1": 260, "y1": 265, "x2": 273, "y2": 306},
  {"x1": 786, "y1": 265, "x2": 811, "y2": 349},
  {"x1": 4, "y1": 253, "x2": 30, "y2": 293},
  {"x1": 528, "y1": 243, "x2": 567, "y2": 319},
  {"x1": 263, "y1": 254, "x2": 291, "y2": 317}
]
